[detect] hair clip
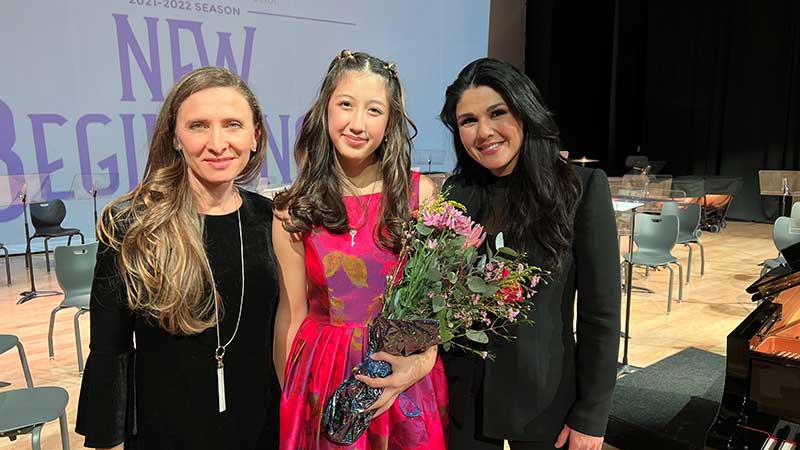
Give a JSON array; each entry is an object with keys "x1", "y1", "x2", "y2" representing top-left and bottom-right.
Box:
[
  {"x1": 336, "y1": 49, "x2": 355, "y2": 62},
  {"x1": 383, "y1": 61, "x2": 399, "y2": 79}
]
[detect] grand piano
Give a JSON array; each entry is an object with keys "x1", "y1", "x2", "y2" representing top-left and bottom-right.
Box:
[{"x1": 706, "y1": 242, "x2": 800, "y2": 449}]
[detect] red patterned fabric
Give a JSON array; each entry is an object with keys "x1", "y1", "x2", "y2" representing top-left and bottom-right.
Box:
[{"x1": 280, "y1": 171, "x2": 448, "y2": 449}]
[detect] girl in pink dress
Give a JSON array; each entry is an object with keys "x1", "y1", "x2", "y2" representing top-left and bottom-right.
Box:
[{"x1": 272, "y1": 50, "x2": 448, "y2": 449}]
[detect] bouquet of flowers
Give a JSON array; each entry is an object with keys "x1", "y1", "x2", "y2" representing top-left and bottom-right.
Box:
[{"x1": 322, "y1": 194, "x2": 545, "y2": 444}]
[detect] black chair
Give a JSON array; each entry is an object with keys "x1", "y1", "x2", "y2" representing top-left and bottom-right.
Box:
[
  {"x1": 27, "y1": 200, "x2": 84, "y2": 272},
  {"x1": 0, "y1": 243, "x2": 9, "y2": 285},
  {"x1": 625, "y1": 155, "x2": 650, "y2": 175}
]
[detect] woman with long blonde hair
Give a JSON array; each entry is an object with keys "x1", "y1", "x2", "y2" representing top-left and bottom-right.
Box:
[{"x1": 76, "y1": 66, "x2": 280, "y2": 450}]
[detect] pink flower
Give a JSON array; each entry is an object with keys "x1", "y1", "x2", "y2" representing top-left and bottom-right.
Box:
[
  {"x1": 463, "y1": 223, "x2": 486, "y2": 249},
  {"x1": 422, "y1": 210, "x2": 446, "y2": 229},
  {"x1": 425, "y1": 202, "x2": 472, "y2": 235},
  {"x1": 425, "y1": 239, "x2": 438, "y2": 249},
  {"x1": 452, "y1": 214, "x2": 473, "y2": 236}
]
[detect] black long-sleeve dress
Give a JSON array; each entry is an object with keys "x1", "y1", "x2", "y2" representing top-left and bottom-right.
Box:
[
  {"x1": 76, "y1": 189, "x2": 280, "y2": 450},
  {"x1": 443, "y1": 166, "x2": 621, "y2": 447}
]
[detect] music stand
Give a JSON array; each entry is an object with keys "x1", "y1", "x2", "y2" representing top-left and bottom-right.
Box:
[
  {"x1": 0, "y1": 174, "x2": 64, "y2": 304},
  {"x1": 758, "y1": 170, "x2": 800, "y2": 218},
  {"x1": 610, "y1": 177, "x2": 686, "y2": 377},
  {"x1": 71, "y1": 173, "x2": 118, "y2": 226}
]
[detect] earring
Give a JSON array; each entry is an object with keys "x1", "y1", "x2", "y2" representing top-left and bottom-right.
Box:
[{"x1": 251, "y1": 146, "x2": 257, "y2": 153}]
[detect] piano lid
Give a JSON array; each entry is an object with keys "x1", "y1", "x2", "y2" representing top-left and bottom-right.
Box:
[
  {"x1": 747, "y1": 261, "x2": 800, "y2": 336},
  {"x1": 746, "y1": 265, "x2": 800, "y2": 300},
  {"x1": 747, "y1": 241, "x2": 800, "y2": 301}
]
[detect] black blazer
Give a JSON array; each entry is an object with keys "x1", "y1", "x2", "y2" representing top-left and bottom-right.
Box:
[{"x1": 443, "y1": 166, "x2": 621, "y2": 441}]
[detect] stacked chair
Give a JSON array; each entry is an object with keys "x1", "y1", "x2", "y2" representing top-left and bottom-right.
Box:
[
  {"x1": 623, "y1": 213, "x2": 684, "y2": 313},
  {"x1": 661, "y1": 202, "x2": 705, "y2": 282},
  {"x1": 48, "y1": 242, "x2": 99, "y2": 373},
  {"x1": 760, "y1": 216, "x2": 800, "y2": 275},
  {"x1": 0, "y1": 334, "x2": 70, "y2": 450}
]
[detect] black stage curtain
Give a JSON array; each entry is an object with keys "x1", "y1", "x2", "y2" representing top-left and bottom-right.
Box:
[{"x1": 525, "y1": 0, "x2": 800, "y2": 221}]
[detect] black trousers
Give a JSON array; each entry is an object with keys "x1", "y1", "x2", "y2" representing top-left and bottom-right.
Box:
[
  {"x1": 445, "y1": 358, "x2": 567, "y2": 450},
  {"x1": 448, "y1": 399, "x2": 556, "y2": 450}
]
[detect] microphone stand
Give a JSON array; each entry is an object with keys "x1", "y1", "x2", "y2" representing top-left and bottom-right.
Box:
[
  {"x1": 18, "y1": 192, "x2": 61, "y2": 304},
  {"x1": 618, "y1": 207, "x2": 641, "y2": 377},
  {"x1": 92, "y1": 185, "x2": 98, "y2": 226}
]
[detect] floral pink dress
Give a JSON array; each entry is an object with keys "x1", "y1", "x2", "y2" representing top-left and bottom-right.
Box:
[{"x1": 280, "y1": 171, "x2": 448, "y2": 450}]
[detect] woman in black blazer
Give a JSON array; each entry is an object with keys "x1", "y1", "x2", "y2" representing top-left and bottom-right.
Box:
[{"x1": 439, "y1": 58, "x2": 621, "y2": 450}]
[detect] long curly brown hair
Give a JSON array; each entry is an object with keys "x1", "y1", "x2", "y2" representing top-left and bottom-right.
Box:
[
  {"x1": 274, "y1": 50, "x2": 416, "y2": 252},
  {"x1": 98, "y1": 66, "x2": 267, "y2": 335}
]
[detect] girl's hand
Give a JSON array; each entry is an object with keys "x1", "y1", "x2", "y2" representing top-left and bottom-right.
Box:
[{"x1": 354, "y1": 345, "x2": 437, "y2": 417}]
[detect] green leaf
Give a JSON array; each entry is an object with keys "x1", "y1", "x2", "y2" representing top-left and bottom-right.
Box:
[
  {"x1": 427, "y1": 266, "x2": 442, "y2": 282},
  {"x1": 392, "y1": 290, "x2": 402, "y2": 313},
  {"x1": 446, "y1": 271, "x2": 458, "y2": 283},
  {"x1": 415, "y1": 223, "x2": 434, "y2": 236},
  {"x1": 495, "y1": 232, "x2": 505, "y2": 250},
  {"x1": 466, "y1": 329, "x2": 489, "y2": 344},
  {"x1": 477, "y1": 255, "x2": 487, "y2": 270},
  {"x1": 483, "y1": 285, "x2": 500, "y2": 296},
  {"x1": 432, "y1": 295, "x2": 446, "y2": 312},
  {"x1": 467, "y1": 276, "x2": 489, "y2": 293},
  {"x1": 498, "y1": 246, "x2": 519, "y2": 258},
  {"x1": 440, "y1": 326, "x2": 454, "y2": 343},
  {"x1": 464, "y1": 247, "x2": 477, "y2": 266}
]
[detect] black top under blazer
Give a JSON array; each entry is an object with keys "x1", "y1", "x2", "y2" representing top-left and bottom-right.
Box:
[{"x1": 443, "y1": 166, "x2": 621, "y2": 441}]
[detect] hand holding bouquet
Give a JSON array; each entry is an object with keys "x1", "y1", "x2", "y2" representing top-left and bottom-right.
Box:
[{"x1": 322, "y1": 193, "x2": 545, "y2": 444}]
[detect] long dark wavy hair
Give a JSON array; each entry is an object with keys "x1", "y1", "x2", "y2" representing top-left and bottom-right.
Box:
[
  {"x1": 440, "y1": 58, "x2": 582, "y2": 273},
  {"x1": 274, "y1": 50, "x2": 416, "y2": 252}
]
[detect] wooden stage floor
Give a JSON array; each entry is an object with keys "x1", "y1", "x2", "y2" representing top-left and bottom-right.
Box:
[{"x1": 0, "y1": 221, "x2": 776, "y2": 449}]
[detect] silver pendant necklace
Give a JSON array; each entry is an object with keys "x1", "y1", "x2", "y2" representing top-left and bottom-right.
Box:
[
  {"x1": 346, "y1": 171, "x2": 379, "y2": 247},
  {"x1": 210, "y1": 207, "x2": 245, "y2": 413}
]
